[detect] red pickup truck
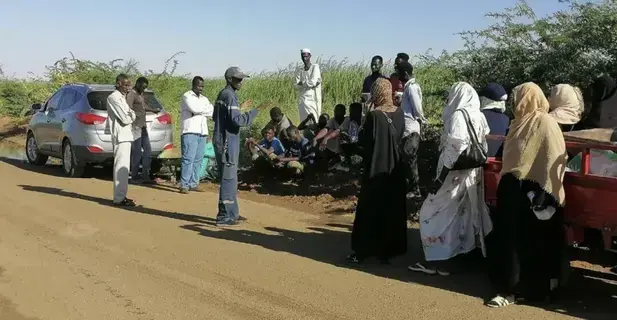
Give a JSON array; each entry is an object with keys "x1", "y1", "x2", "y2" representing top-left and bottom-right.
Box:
[{"x1": 484, "y1": 135, "x2": 617, "y2": 252}]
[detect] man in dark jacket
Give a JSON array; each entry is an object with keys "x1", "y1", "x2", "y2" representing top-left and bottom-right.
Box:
[{"x1": 213, "y1": 67, "x2": 269, "y2": 226}]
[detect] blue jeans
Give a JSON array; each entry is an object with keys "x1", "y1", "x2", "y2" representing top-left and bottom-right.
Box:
[
  {"x1": 180, "y1": 133, "x2": 206, "y2": 189},
  {"x1": 131, "y1": 127, "x2": 152, "y2": 179},
  {"x1": 215, "y1": 151, "x2": 239, "y2": 223}
]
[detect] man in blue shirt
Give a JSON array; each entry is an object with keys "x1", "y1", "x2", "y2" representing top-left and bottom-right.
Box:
[
  {"x1": 213, "y1": 67, "x2": 269, "y2": 226},
  {"x1": 274, "y1": 126, "x2": 314, "y2": 176},
  {"x1": 246, "y1": 124, "x2": 285, "y2": 162}
]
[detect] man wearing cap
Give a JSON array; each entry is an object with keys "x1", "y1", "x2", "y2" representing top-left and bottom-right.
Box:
[
  {"x1": 295, "y1": 48, "x2": 322, "y2": 121},
  {"x1": 213, "y1": 67, "x2": 269, "y2": 226}
]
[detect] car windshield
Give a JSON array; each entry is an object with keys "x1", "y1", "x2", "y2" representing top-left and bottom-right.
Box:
[{"x1": 87, "y1": 91, "x2": 163, "y2": 112}]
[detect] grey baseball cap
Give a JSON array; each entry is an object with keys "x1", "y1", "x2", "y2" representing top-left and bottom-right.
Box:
[{"x1": 224, "y1": 66, "x2": 250, "y2": 79}]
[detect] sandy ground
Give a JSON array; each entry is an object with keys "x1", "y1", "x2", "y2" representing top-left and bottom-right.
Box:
[
  {"x1": 1, "y1": 158, "x2": 617, "y2": 320},
  {"x1": 1, "y1": 115, "x2": 616, "y2": 319}
]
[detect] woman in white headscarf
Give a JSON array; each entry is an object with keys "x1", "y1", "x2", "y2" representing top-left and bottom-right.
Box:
[
  {"x1": 548, "y1": 84, "x2": 584, "y2": 132},
  {"x1": 408, "y1": 82, "x2": 492, "y2": 276}
]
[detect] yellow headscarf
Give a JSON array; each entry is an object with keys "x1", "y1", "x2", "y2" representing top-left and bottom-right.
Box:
[
  {"x1": 501, "y1": 82, "x2": 568, "y2": 205},
  {"x1": 548, "y1": 84, "x2": 584, "y2": 125}
]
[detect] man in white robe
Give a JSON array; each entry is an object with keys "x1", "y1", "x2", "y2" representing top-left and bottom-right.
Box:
[{"x1": 295, "y1": 48, "x2": 322, "y2": 121}]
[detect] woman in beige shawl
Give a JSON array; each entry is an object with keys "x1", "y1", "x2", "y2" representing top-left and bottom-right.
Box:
[
  {"x1": 548, "y1": 84, "x2": 584, "y2": 132},
  {"x1": 487, "y1": 82, "x2": 568, "y2": 308}
]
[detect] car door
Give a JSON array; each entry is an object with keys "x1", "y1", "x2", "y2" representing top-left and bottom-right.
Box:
[
  {"x1": 49, "y1": 89, "x2": 77, "y2": 154},
  {"x1": 37, "y1": 90, "x2": 65, "y2": 152}
]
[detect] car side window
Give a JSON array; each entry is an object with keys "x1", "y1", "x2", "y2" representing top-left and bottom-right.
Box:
[
  {"x1": 44, "y1": 90, "x2": 65, "y2": 112},
  {"x1": 58, "y1": 89, "x2": 77, "y2": 110}
]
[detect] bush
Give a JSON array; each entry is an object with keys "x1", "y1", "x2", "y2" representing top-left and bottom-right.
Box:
[{"x1": 0, "y1": 52, "x2": 455, "y2": 167}]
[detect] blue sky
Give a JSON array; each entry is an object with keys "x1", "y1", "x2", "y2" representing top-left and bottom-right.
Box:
[{"x1": 0, "y1": 0, "x2": 570, "y2": 79}]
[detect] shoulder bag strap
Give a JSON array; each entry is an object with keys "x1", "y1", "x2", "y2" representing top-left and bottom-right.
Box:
[
  {"x1": 379, "y1": 110, "x2": 401, "y2": 154},
  {"x1": 459, "y1": 109, "x2": 481, "y2": 147}
]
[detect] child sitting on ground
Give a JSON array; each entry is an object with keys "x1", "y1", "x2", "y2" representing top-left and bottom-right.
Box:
[
  {"x1": 312, "y1": 104, "x2": 348, "y2": 171},
  {"x1": 339, "y1": 102, "x2": 364, "y2": 167},
  {"x1": 273, "y1": 126, "x2": 315, "y2": 176},
  {"x1": 246, "y1": 125, "x2": 285, "y2": 166},
  {"x1": 298, "y1": 112, "x2": 330, "y2": 143},
  {"x1": 264, "y1": 107, "x2": 293, "y2": 140}
]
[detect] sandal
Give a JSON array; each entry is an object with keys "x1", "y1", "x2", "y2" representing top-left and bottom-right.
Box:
[
  {"x1": 113, "y1": 198, "x2": 136, "y2": 207},
  {"x1": 486, "y1": 295, "x2": 515, "y2": 308},
  {"x1": 436, "y1": 269, "x2": 450, "y2": 276},
  {"x1": 408, "y1": 262, "x2": 437, "y2": 275},
  {"x1": 346, "y1": 253, "x2": 364, "y2": 264}
]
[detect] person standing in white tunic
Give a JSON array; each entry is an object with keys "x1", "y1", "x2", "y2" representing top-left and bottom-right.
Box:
[
  {"x1": 295, "y1": 48, "x2": 322, "y2": 121},
  {"x1": 106, "y1": 73, "x2": 137, "y2": 207},
  {"x1": 408, "y1": 82, "x2": 492, "y2": 276}
]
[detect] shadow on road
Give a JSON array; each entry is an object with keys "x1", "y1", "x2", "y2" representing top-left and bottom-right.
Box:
[
  {"x1": 1, "y1": 157, "x2": 178, "y2": 193},
  {"x1": 18, "y1": 184, "x2": 217, "y2": 227},
  {"x1": 15, "y1": 181, "x2": 617, "y2": 319},
  {"x1": 0, "y1": 157, "x2": 113, "y2": 180}
]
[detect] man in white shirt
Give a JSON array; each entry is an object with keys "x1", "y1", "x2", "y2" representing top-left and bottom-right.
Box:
[
  {"x1": 106, "y1": 74, "x2": 136, "y2": 206},
  {"x1": 295, "y1": 48, "x2": 322, "y2": 121},
  {"x1": 179, "y1": 76, "x2": 214, "y2": 194},
  {"x1": 397, "y1": 61, "x2": 426, "y2": 199}
]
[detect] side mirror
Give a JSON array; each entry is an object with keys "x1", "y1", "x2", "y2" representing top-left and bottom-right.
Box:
[{"x1": 31, "y1": 103, "x2": 42, "y2": 111}]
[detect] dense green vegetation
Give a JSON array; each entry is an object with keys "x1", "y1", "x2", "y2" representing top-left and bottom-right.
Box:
[{"x1": 1, "y1": 0, "x2": 615, "y2": 172}]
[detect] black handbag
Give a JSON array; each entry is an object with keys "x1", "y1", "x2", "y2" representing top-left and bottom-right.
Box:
[{"x1": 451, "y1": 109, "x2": 488, "y2": 170}]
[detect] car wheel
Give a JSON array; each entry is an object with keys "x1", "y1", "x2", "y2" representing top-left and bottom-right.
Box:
[
  {"x1": 25, "y1": 132, "x2": 48, "y2": 165},
  {"x1": 62, "y1": 140, "x2": 85, "y2": 178}
]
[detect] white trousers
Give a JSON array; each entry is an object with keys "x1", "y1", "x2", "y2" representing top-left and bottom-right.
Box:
[
  {"x1": 113, "y1": 141, "x2": 132, "y2": 203},
  {"x1": 298, "y1": 97, "x2": 320, "y2": 122}
]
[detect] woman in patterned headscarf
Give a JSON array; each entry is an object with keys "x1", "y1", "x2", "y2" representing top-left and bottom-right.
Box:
[
  {"x1": 487, "y1": 82, "x2": 568, "y2": 308},
  {"x1": 348, "y1": 78, "x2": 407, "y2": 264}
]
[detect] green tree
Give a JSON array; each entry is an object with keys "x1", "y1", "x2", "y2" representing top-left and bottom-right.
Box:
[{"x1": 455, "y1": 0, "x2": 617, "y2": 93}]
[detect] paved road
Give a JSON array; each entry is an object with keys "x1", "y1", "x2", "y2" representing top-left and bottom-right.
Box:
[{"x1": 0, "y1": 159, "x2": 613, "y2": 320}]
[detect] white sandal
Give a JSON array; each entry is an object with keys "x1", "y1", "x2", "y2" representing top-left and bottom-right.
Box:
[
  {"x1": 436, "y1": 269, "x2": 450, "y2": 276},
  {"x1": 486, "y1": 295, "x2": 515, "y2": 308},
  {"x1": 408, "y1": 262, "x2": 437, "y2": 275}
]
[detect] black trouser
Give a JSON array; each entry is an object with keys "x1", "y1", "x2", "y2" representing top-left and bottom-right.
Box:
[
  {"x1": 341, "y1": 143, "x2": 361, "y2": 164},
  {"x1": 401, "y1": 133, "x2": 420, "y2": 194}
]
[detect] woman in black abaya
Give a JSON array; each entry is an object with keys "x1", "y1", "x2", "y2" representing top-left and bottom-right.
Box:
[{"x1": 347, "y1": 78, "x2": 408, "y2": 264}]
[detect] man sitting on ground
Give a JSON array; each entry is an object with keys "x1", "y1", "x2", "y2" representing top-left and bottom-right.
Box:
[
  {"x1": 246, "y1": 125, "x2": 285, "y2": 166},
  {"x1": 264, "y1": 107, "x2": 293, "y2": 140},
  {"x1": 298, "y1": 112, "x2": 330, "y2": 142},
  {"x1": 313, "y1": 104, "x2": 349, "y2": 172},
  {"x1": 274, "y1": 126, "x2": 314, "y2": 176},
  {"x1": 339, "y1": 102, "x2": 364, "y2": 167}
]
